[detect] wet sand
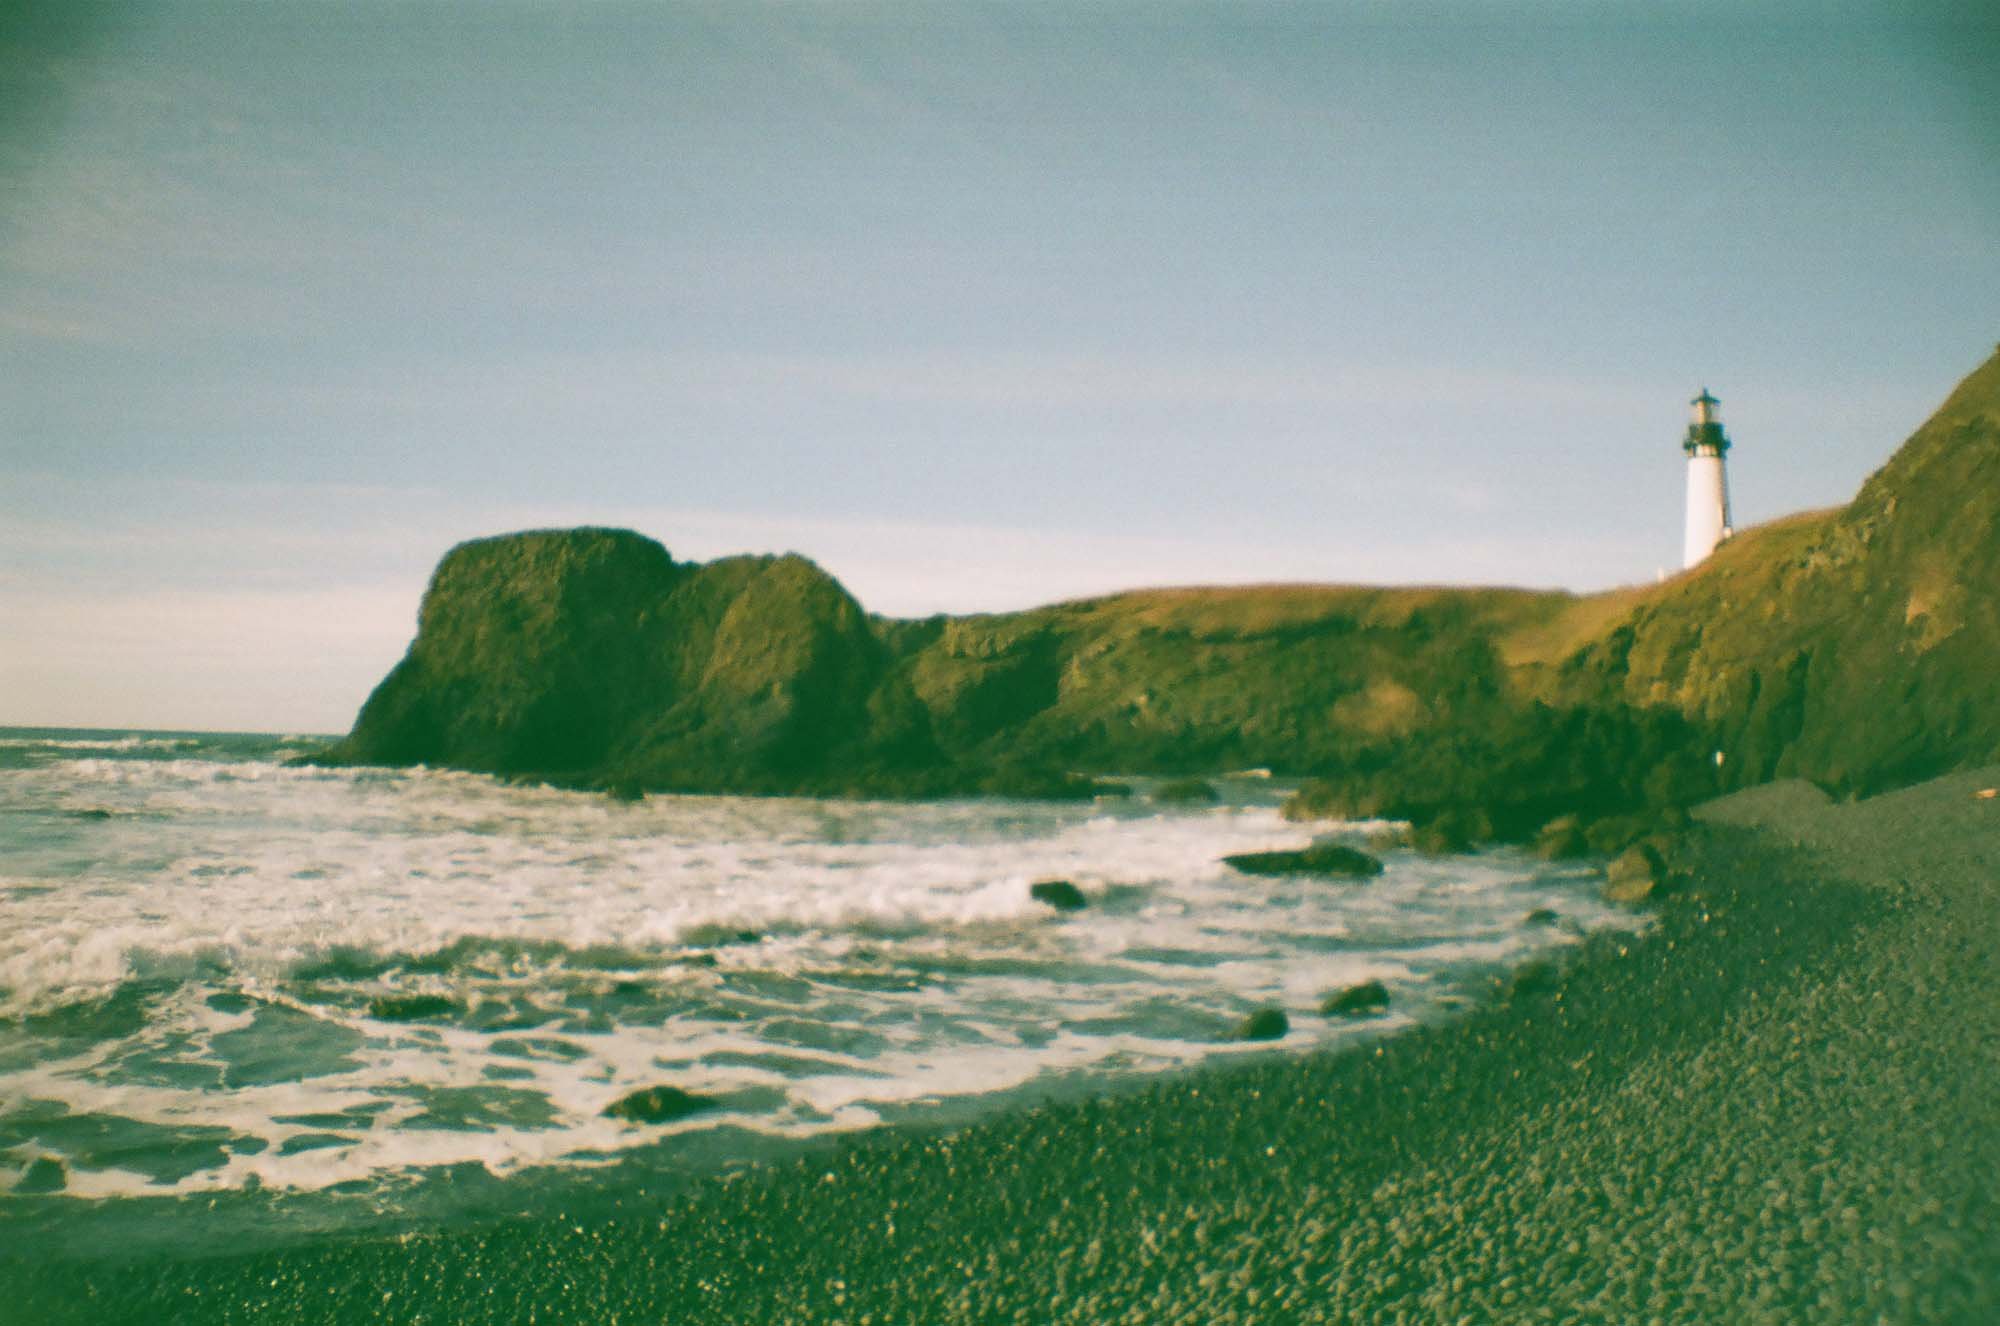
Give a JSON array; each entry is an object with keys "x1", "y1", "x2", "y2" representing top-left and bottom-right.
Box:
[{"x1": 10, "y1": 767, "x2": 1999, "y2": 1323}]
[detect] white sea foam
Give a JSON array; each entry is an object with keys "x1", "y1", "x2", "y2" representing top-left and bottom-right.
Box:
[{"x1": 0, "y1": 733, "x2": 1640, "y2": 1204}]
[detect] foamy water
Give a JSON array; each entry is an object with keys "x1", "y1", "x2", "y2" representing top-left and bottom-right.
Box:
[{"x1": 0, "y1": 727, "x2": 1635, "y2": 1226}]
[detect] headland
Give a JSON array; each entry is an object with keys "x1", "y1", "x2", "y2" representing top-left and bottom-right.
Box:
[{"x1": 313, "y1": 347, "x2": 2000, "y2": 851}]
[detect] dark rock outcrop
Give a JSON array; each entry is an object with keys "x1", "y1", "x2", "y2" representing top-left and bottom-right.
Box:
[
  {"x1": 1604, "y1": 842, "x2": 1669, "y2": 904},
  {"x1": 1320, "y1": 980, "x2": 1391, "y2": 1017},
  {"x1": 17, "y1": 1156, "x2": 66, "y2": 1194},
  {"x1": 367, "y1": 994, "x2": 461, "y2": 1023},
  {"x1": 1028, "y1": 880, "x2": 1088, "y2": 912},
  {"x1": 320, "y1": 531, "x2": 947, "y2": 796},
  {"x1": 1223, "y1": 844, "x2": 1385, "y2": 879},
  {"x1": 331, "y1": 528, "x2": 685, "y2": 776},
  {"x1": 1233, "y1": 1007, "x2": 1289, "y2": 1041},
  {"x1": 603, "y1": 1086, "x2": 717, "y2": 1124},
  {"x1": 1532, "y1": 815, "x2": 1588, "y2": 860}
]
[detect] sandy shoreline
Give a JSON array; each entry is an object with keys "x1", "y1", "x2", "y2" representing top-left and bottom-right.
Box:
[{"x1": 9, "y1": 767, "x2": 1998, "y2": 1323}]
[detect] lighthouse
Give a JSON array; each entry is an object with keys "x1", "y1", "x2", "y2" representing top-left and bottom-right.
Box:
[{"x1": 1682, "y1": 388, "x2": 1734, "y2": 568}]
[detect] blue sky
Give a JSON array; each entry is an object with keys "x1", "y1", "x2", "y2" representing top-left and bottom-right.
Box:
[{"x1": 4, "y1": 1, "x2": 1997, "y2": 731}]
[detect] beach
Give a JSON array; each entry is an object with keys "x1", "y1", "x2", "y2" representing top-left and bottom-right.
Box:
[{"x1": 9, "y1": 765, "x2": 1995, "y2": 1323}]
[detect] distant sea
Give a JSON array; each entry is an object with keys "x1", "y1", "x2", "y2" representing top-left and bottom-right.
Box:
[{"x1": 0, "y1": 726, "x2": 1636, "y2": 1257}]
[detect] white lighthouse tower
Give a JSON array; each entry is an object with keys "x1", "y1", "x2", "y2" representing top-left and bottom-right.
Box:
[{"x1": 1682, "y1": 388, "x2": 1734, "y2": 568}]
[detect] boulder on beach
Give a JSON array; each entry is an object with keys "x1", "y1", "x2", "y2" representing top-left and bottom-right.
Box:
[
  {"x1": 1224, "y1": 844, "x2": 1384, "y2": 879},
  {"x1": 1320, "y1": 980, "x2": 1391, "y2": 1017},
  {"x1": 1233, "y1": 1007, "x2": 1289, "y2": 1041},
  {"x1": 1029, "y1": 880, "x2": 1088, "y2": 912},
  {"x1": 603, "y1": 1086, "x2": 718, "y2": 1124},
  {"x1": 1604, "y1": 841, "x2": 1669, "y2": 903}
]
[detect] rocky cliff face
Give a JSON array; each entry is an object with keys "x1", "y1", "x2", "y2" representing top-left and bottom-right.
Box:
[
  {"x1": 328, "y1": 346, "x2": 2000, "y2": 809},
  {"x1": 334, "y1": 528, "x2": 684, "y2": 775},
  {"x1": 328, "y1": 532, "x2": 920, "y2": 792},
  {"x1": 1565, "y1": 346, "x2": 2000, "y2": 794}
]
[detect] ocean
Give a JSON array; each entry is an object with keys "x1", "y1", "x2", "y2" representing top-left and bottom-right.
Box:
[{"x1": 0, "y1": 726, "x2": 1637, "y2": 1259}]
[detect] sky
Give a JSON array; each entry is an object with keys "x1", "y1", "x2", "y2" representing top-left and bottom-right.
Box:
[{"x1": 4, "y1": 1, "x2": 1997, "y2": 733}]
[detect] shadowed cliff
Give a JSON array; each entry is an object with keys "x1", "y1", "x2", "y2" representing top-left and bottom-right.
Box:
[
  {"x1": 326, "y1": 532, "x2": 939, "y2": 795},
  {"x1": 323, "y1": 344, "x2": 2000, "y2": 815}
]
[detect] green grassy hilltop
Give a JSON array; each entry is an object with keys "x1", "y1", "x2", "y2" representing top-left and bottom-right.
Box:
[{"x1": 324, "y1": 345, "x2": 2000, "y2": 822}]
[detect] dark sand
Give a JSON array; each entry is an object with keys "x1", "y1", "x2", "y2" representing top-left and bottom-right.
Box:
[{"x1": 10, "y1": 768, "x2": 1998, "y2": 1323}]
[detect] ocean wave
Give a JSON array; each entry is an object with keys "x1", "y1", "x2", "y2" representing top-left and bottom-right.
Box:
[
  {"x1": 0, "y1": 735, "x2": 202, "y2": 753},
  {"x1": 0, "y1": 747, "x2": 1639, "y2": 1211}
]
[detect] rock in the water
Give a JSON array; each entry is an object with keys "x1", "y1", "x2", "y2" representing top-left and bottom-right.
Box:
[
  {"x1": 1280, "y1": 781, "x2": 1380, "y2": 823},
  {"x1": 1532, "y1": 814, "x2": 1588, "y2": 860},
  {"x1": 1234, "y1": 1007, "x2": 1289, "y2": 1041},
  {"x1": 17, "y1": 1156, "x2": 66, "y2": 1194},
  {"x1": 603, "y1": 1086, "x2": 717, "y2": 1124},
  {"x1": 606, "y1": 778, "x2": 645, "y2": 803},
  {"x1": 1152, "y1": 777, "x2": 1220, "y2": 805},
  {"x1": 1365, "y1": 823, "x2": 1415, "y2": 851},
  {"x1": 1604, "y1": 842, "x2": 1668, "y2": 903},
  {"x1": 1029, "y1": 879, "x2": 1088, "y2": 912},
  {"x1": 1522, "y1": 907, "x2": 1561, "y2": 928},
  {"x1": 1410, "y1": 806, "x2": 1494, "y2": 856},
  {"x1": 1223, "y1": 844, "x2": 1384, "y2": 879},
  {"x1": 367, "y1": 994, "x2": 461, "y2": 1022},
  {"x1": 1320, "y1": 980, "x2": 1390, "y2": 1017}
]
